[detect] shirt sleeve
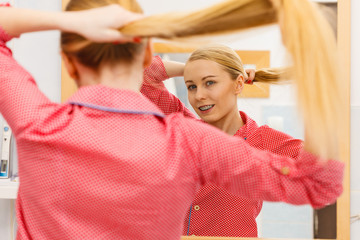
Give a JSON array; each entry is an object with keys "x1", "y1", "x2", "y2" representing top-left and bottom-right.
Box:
[
  {"x1": 260, "y1": 125, "x2": 304, "y2": 159},
  {"x1": 177, "y1": 117, "x2": 344, "y2": 209},
  {"x1": 0, "y1": 25, "x2": 52, "y2": 136},
  {"x1": 141, "y1": 56, "x2": 196, "y2": 118}
]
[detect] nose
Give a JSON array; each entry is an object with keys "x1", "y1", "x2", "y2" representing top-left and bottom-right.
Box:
[{"x1": 195, "y1": 87, "x2": 206, "y2": 101}]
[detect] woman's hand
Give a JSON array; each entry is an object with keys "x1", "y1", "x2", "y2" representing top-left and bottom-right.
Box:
[
  {"x1": 0, "y1": 4, "x2": 142, "y2": 42},
  {"x1": 244, "y1": 69, "x2": 255, "y2": 84},
  {"x1": 163, "y1": 60, "x2": 185, "y2": 78},
  {"x1": 64, "y1": 4, "x2": 143, "y2": 43}
]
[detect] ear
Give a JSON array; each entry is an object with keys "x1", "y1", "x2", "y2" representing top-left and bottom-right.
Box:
[
  {"x1": 234, "y1": 74, "x2": 244, "y2": 95},
  {"x1": 143, "y1": 39, "x2": 153, "y2": 69},
  {"x1": 61, "y1": 52, "x2": 79, "y2": 82}
]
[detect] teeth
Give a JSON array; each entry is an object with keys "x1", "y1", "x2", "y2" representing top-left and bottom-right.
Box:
[{"x1": 199, "y1": 105, "x2": 214, "y2": 111}]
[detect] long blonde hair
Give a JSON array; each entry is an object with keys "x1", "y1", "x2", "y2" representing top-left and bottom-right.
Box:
[
  {"x1": 187, "y1": 44, "x2": 292, "y2": 84},
  {"x1": 63, "y1": 0, "x2": 343, "y2": 159}
]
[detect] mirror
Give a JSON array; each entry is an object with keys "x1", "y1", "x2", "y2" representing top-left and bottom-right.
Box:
[
  {"x1": 61, "y1": 0, "x2": 350, "y2": 239},
  {"x1": 154, "y1": 45, "x2": 310, "y2": 239}
]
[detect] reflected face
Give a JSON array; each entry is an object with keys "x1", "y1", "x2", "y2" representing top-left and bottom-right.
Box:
[{"x1": 184, "y1": 59, "x2": 241, "y2": 124}]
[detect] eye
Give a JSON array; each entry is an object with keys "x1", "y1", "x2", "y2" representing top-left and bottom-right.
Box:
[
  {"x1": 206, "y1": 81, "x2": 215, "y2": 86},
  {"x1": 187, "y1": 85, "x2": 197, "y2": 90}
]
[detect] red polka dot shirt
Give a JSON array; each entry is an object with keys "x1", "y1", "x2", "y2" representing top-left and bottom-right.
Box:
[
  {"x1": 0, "y1": 23, "x2": 344, "y2": 239},
  {"x1": 141, "y1": 56, "x2": 342, "y2": 238}
]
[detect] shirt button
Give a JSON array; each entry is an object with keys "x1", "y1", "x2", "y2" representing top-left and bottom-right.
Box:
[
  {"x1": 281, "y1": 166, "x2": 290, "y2": 175},
  {"x1": 194, "y1": 205, "x2": 200, "y2": 211}
]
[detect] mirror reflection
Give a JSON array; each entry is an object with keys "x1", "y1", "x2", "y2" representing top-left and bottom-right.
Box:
[
  {"x1": 153, "y1": 48, "x2": 310, "y2": 239},
  {"x1": 143, "y1": 2, "x2": 338, "y2": 239}
]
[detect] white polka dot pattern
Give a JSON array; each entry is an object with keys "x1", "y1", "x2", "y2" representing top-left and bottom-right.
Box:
[{"x1": 0, "y1": 25, "x2": 345, "y2": 240}]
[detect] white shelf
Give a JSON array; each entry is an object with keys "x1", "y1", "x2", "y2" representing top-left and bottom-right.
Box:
[{"x1": 0, "y1": 179, "x2": 19, "y2": 199}]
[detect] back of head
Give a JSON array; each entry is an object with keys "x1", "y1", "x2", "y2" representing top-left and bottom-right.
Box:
[
  {"x1": 188, "y1": 44, "x2": 246, "y2": 80},
  {"x1": 61, "y1": 0, "x2": 144, "y2": 70}
]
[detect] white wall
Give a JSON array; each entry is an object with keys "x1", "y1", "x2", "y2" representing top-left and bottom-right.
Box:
[
  {"x1": 11, "y1": 0, "x2": 62, "y2": 102},
  {"x1": 350, "y1": 0, "x2": 360, "y2": 239}
]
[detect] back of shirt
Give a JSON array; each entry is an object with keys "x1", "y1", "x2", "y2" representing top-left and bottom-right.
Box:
[{"x1": 14, "y1": 86, "x2": 202, "y2": 240}]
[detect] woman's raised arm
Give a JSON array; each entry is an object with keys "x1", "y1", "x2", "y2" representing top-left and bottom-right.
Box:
[
  {"x1": 0, "y1": 4, "x2": 141, "y2": 42},
  {"x1": 142, "y1": 56, "x2": 196, "y2": 118}
]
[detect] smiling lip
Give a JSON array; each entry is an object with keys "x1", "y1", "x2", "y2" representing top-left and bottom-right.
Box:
[{"x1": 198, "y1": 104, "x2": 215, "y2": 113}]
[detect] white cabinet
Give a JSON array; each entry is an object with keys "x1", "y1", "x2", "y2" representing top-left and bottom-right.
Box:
[{"x1": 0, "y1": 180, "x2": 19, "y2": 199}]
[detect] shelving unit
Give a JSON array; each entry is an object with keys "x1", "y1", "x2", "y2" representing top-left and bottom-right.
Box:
[{"x1": 0, "y1": 179, "x2": 19, "y2": 199}]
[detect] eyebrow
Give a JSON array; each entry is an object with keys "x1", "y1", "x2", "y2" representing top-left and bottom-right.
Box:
[{"x1": 185, "y1": 75, "x2": 217, "y2": 84}]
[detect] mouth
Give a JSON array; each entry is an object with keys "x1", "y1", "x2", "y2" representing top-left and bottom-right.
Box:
[{"x1": 198, "y1": 104, "x2": 215, "y2": 112}]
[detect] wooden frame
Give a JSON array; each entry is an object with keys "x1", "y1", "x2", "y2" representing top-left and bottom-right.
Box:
[
  {"x1": 336, "y1": 0, "x2": 351, "y2": 239},
  {"x1": 61, "y1": 0, "x2": 351, "y2": 239}
]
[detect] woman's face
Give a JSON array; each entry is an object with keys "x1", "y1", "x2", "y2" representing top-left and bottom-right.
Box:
[{"x1": 184, "y1": 59, "x2": 242, "y2": 124}]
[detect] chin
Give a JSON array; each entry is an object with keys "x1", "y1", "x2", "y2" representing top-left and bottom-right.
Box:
[{"x1": 199, "y1": 115, "x2": 218, "y2": 124}]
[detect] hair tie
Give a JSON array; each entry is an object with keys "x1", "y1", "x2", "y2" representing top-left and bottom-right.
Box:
[{"x1": 245, "y1": 78, "x2": 253, "y2": 85}]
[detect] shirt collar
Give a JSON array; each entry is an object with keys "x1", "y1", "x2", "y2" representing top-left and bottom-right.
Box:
[
  {"x1": 235, "y1": 111, "x2": 259, "y2": 136},
  {"x1": 67, "y1": 85, "x2": 165, "y2": 118}
]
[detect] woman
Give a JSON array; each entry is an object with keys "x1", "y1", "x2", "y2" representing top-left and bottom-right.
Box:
[
  {"x1": 141, "y1": 45, "x2": 307, "y2": 237},
  {"x1": 0, "y1": 0, "x2": 343, "y2": 239}
]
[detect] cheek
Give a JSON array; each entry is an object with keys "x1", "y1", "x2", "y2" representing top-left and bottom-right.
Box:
[
  {"x1": 187, "y1": 92, "x2": 196, "y2": 106},
  {"x1": 211, "y1": 86, "x2": 230, "y2": 100},
  {"x1": 216, "y1": 86, "x2": 237, "y2": 105},
  {"x1": 224, "y1": 82, "x2": 238, "y2": 96}
]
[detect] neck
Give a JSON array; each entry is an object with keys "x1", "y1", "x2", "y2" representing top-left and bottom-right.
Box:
[
  {"x1": 79, "y1": 61, "x2": 144, "y2": 92},
  {"x1": 210, "y1": 108, "x2": 243, "y2": 136}
]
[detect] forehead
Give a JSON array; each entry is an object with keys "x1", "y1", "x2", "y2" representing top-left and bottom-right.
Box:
[{"x1": 184, "y1": 59, "x2": 226, "y2": 79}]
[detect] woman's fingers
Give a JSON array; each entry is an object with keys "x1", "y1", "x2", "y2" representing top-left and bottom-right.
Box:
[
  {"x1": 70, "y1": 5, "x2": 144, "y2": 43},
  {"x1": 245, "y1": 69, "x2": 255, "y2": 84},
  {"x1": 108, "y1": 30, "x2": 142, "y2": 44}
]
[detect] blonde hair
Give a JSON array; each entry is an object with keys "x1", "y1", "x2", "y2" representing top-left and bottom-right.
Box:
[
  {"x1": 187, "y1": 45, "x2": 246, "y2": 80},
  {"x1": 63, "y1": 0, "x2": 343, "y2": 159},
  {"x1": 187, "y1": 44, "x2": 292, "y2": 84},
  {"x1": 61, "y1": 0, "x2": 144, "y2": 69}
]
